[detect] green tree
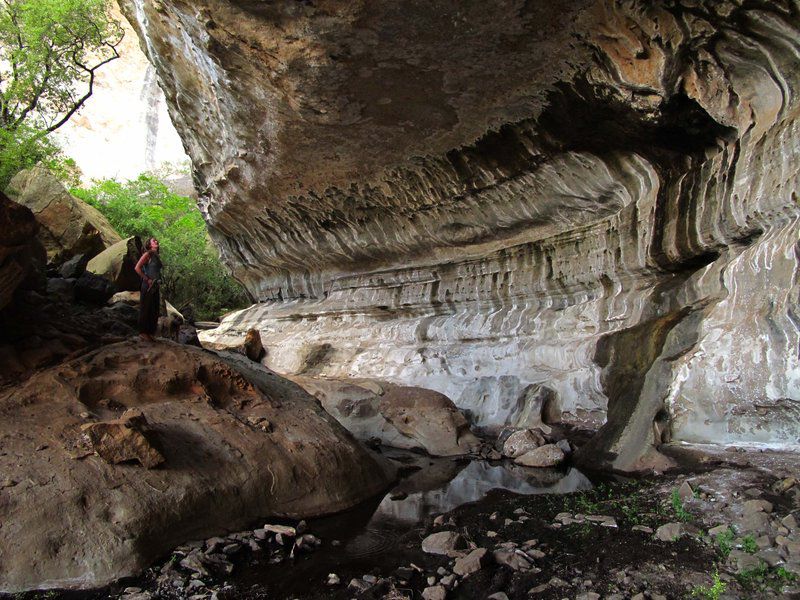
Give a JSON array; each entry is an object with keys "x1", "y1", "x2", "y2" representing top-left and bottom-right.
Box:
[
  {"x1": 72, "y1": 175, "x2": 251, "y2": 321},
  {"x1": 0, "y1": 0, "x2": 123, "y2": 188}
]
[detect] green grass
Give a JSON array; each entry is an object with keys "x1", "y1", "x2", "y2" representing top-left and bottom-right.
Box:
[
  {"x1": 741, "y1": 534, "x2": 758, "y2": 554},
  {"x1": 671, "y1": 488, "x2": 693, "y2": 522},
  {"x1": 691, "y1": 569, "x2": 726, "y2": 600},
  {"x1": 735, "y1": 562, "x2": 798, "y2": 592},
  {"x1": 775, "y1": 567, "x2": 798, "y2": 584},
  {"x1": 715, "y1": 527, "x2": 735, "y2": 558}
]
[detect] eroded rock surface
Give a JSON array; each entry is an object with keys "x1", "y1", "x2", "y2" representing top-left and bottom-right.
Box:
[
  {"x1": 7, "y1": 167, "x2": 121, "y2": 265},
  {"x1": 0, "y1": 341, "x2": 394, "y2": 592},
  {"x1": 123, "y1": 0, "x2": 800, "y2": 470},
  {"x1": 293, "y1": 377, "x2": 480, "y2": 456}
]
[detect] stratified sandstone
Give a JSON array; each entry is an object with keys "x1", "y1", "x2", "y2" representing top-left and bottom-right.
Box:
[
  {"x1": 0, "y1": 341, "x2": 394, "y2": 592},
  {"x1": 121, "y1": 1, "x2": 800, "y2": 470},
  {"x1": 7, "y1": 167, "x2": 120, "y2": 265}
]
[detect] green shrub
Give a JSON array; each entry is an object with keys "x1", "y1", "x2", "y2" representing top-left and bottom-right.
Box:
[
  {"x1": 0, "y1": 126, "x2": 80, "y2": 190},
  {"x1": 72, "y1": 175, "x2": 250, "y2": 320}
]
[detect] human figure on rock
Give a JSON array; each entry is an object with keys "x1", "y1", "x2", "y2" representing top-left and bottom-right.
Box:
[{"x1": 134, "y1": 237, "x2": 163, "y2": 342}]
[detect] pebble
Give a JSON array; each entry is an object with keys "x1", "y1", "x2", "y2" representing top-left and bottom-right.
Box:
[
  {"x1": 708, "y1": 524, "x2": 730, "y2": 537},
  {"x1": 678, "y1": 481, "x2": 694, "y2": 501},
  {"x1": 453, "y1": 548, "x2": 487, "y2": 577},
  {"x1": 264, "y1": 524, "x2": 296, "y2": 536},
  {"x1": 488, "y1": 593, "x2": 509, "y2": 600},
  {"x1": 421, "y1": 531, "x2": 466, "y2": 556},
  {"x1": 655, "y1": 522, "x2": 683, "y2": 542},
  {"x1": 326, "y1": 573, "x2": 340, "y2": 586},
  {"x1": 632, "y1": 525, "x2": 654, "y2": 534},
  {"x1": 422, "y1": 585, "x2": 447, "y2": 600},
  {"x1": 348, "y1": 578, "x2": 371, "y2": 592}
]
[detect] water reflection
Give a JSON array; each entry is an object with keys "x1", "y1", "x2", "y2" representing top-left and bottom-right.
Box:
[
  {"x1": 373, "y1": 458, "x2": 592, "y2": 524},
  {"x1": 239, "y1": 454, "x2": 593, "y2": 597}
]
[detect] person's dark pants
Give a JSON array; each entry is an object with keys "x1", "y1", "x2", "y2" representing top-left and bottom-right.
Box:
[{"x1": 139, "y1": 281, "x2": 160, "y2": 335}]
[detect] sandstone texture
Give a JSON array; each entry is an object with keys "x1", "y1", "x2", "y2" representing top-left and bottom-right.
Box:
[
  {"x1": 292, "y1": 377, "x2": 480, "y2": 456},
  {"x1": 0, "y1": 341, "x2": 394, "y2": 592},
  {"x1": 7, "y1": 167, "x2": 121, "y2": 265},
  {"x1": 123, "y1": 1, "x2": 800, "y2": 470}
]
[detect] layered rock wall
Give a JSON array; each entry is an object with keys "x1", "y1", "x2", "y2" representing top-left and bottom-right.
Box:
[{"x1": 121, "y1": 0, "x2": 800, "y2": 469}]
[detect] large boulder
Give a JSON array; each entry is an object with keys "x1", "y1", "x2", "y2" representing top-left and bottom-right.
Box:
[
  {"x1": 6, "y1": 167, "x2": 120, "y2": 266},
  {"x1": 379, "y1": 386, "x2": 482, "y2": 456},
  {"x1": 0, "y1": 341, "x2": 395, "y2": 592},
  {"x1": 86, "y1": 236, "x2": 143, "y2": 291},
  {"x1": 295, "y1": 377, "x2": 481, "y2": 456},
  {"x1": 0, "y1": 192, "x2": 45, "y2": 312}
]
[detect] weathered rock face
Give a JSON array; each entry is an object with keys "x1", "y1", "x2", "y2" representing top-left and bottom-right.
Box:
[
  {"x1": 0, "y1": 341, "x2": 394, "y2": 592},
  {"x1": 122, "y1": 1, "x2": 800, "y2": 470},
  {"x1": 7, "y1": 167, "x2": 121, "y2": 266}
]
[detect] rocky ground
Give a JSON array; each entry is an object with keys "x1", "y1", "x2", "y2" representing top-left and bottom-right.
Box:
[{"x1": 7, "y1": 447, "x2": 795, "y2": 600}]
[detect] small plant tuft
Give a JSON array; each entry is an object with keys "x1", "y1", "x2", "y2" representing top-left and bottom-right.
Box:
[
  {"x1": 741, "y1": 534, "x2": 758, "y2": 554},
  {"x1": 691, "y1": 569, "x2": 726, "y2": 600},
  {"x1": 671, "y1": 488, "x2": 692, "y2": 522},
  {"x1": 715, "y1": 527, "x2": 735, "y2": 558}
]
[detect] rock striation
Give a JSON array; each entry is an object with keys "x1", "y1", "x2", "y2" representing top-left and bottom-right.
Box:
[
  {"x1": 121, "y1": 1, "x2": 800, "y2": 470},
  {"x1": 7, "y1": 167, "x2": 121, "y2": 266},
  {"x1": 0, "y1": 341, "x2": 394, "y2": 592}
]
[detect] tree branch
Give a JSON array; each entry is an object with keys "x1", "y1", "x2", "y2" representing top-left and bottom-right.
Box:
[{"x1": 45, "y1": 44, "x2": 119, "y2": 133}]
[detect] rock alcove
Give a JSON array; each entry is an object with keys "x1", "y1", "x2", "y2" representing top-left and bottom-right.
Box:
[
  {"x1": 118, "y1": 0, "x2": 800, "y2": 469},
  {"x1": 1, "y1": 0, "x2": 799, "y2": 597}
]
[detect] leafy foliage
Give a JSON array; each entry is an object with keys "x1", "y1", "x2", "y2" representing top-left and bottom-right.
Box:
[
  {"x1": 72, "y1": 175, "x2": 250, "y2": 321},
  {"x1": 0, "y1": 0, "x2": 122, "y2": 189},
  {"x1": 0, "y1": 124, "x2": 79, "y2": 188}
]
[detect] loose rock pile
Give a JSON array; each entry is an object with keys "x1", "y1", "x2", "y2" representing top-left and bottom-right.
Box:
[{"x1": 119, "y1": 522, "x2": 322, "y2": 600}]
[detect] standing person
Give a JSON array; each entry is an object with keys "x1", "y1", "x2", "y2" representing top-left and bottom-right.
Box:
[{"x1": 134, "y1": 237, "x2": 163, "y2": 341}]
